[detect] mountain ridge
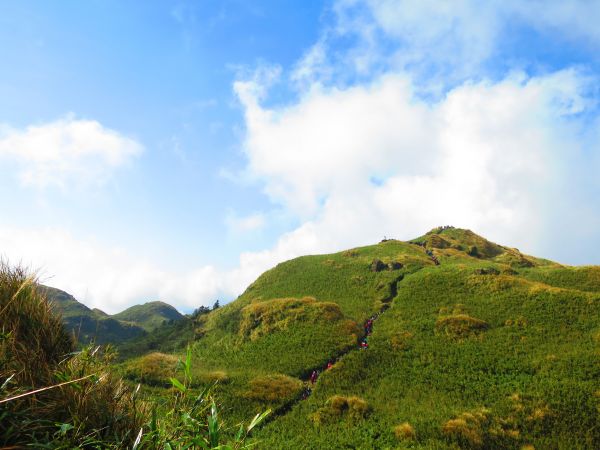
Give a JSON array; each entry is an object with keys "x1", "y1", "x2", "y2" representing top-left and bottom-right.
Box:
[{"x1": 43, "y1": 286, "x2": 185, "y2": 345}]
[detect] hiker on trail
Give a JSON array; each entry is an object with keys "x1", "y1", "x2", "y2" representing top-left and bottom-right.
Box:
[
  {"x1": 360, "y1": 338, "x2": 369, "y2": 350},
  {"x1": 326, "y1": 360, "x2": 334, "y2": 370},
  {"x1": 301, "y1": 386, "x2": 312, "y2": 400},
  {"x1": 310, "y1": 370, "x2": 318, "y2": 384}
]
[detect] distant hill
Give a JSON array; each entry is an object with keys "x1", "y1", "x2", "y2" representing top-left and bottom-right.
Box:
[
  {"x1": 121, "y1": 226, "x2": 600, "y2": 449},
  {"x1": 113, "y1": 301, "x2": 184, "y2": 332},
  {"x1": 42, "y1": 286, "x2": 184, "y2": 345}
]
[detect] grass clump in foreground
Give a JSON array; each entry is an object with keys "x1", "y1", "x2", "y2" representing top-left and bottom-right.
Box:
[{"x1": 0, "y1": 263, "x2": 269, "y2": 448}]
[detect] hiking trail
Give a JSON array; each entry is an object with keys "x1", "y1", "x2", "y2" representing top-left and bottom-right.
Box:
[{"x1": 266, "y1": 243, "x2": 440, "y2": 420}]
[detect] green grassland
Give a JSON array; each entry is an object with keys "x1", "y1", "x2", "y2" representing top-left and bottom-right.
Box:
[
  {"x1": 4, "y1": 226, "x2": 599, "y2": 448},
  {"x1": 118, "y1": 227, "x2": 600, "y2": 449}
]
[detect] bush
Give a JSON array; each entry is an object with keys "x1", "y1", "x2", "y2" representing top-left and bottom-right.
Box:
[
  {"x1": 370, "y1": 259, "x2": 387, "y2": 272},
  {"x1": 393, "y1": 422, "x2": 416, "y2": 441}
]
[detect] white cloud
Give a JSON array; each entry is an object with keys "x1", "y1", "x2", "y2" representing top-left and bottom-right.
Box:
[
  {"x1": 327, "y1": 0, "x2": 600, "y2": 83},
  {"x1": 235, "y1": 68, "x2": 600, "y2": 265},
  {"x1": 0, "y1": 115, "x2": 142, "y2": 189}
]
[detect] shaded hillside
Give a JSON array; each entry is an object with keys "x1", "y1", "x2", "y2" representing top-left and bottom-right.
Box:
[
  {"x1": 122, "y1": 227, "x2": 600, "y2": 449},
  {"x1": 43, "y1": 287, "x2": 184, "y2": 345}
]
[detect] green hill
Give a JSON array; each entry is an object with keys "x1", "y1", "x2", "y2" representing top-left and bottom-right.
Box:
[
  {"x1": 43, "y1": 287, "x2": 184, "y2": 345},
  {"x1": 122, "y1": 227, "x2": 600, "y2": 449},
  {"x1": 113, "y1": 301, "x2": 184, "y2": 332}
]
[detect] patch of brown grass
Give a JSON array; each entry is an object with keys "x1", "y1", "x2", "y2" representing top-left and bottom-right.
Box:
[
  {"x1": 311, "y1": 395, "x2": 370, "y2": 425},
  {"x1": 504, "y1": 316, "x2": 527, "y2": 328},
  {"x1": 393, "y1": 422, "x2": 416, "y2": 441},
  {"x1": 442, "y1": 408, "x2": 491, "y2": 448},
  {"x1": 123, "y1": 352, "x2": 178, "y2": 386},
  {"x1": 200, "y1": 370, "x2": 230, "y2": 384},
  {"x1": 239, "y1": 297, "x2": 345, "y2": 341},
  {"x1": 435, "y1": 314, "x2": 489, "y2": 339},
  {"x1": 390, "y1": 331, "x2": 414, "y2": 351},
  {"x1": 243, "y1": 374, "x2": 302, "y2": 403}
]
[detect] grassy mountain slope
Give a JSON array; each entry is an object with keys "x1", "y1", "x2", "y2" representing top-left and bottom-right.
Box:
[
  {"x1": 42, "y1": 286, "x2": 146, "y2": 344},
  {"x1": 44, "y1": 287, "x2": 184, "y2": 345},
  {"x1": 113, "y1": 301, "x2": 184, "y2": 332},
  {"x1": 122, "y1": 227, "x2": 600, "y2": 449}
]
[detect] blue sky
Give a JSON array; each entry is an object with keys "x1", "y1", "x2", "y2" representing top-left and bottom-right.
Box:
[{"x1": 1, "y1": 0, "x2": 599, "y2": 313}]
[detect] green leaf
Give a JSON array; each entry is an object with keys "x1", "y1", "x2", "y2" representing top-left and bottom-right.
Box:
[
  {"x1": 170, "y1": 377, "x2": 187, "y2": 392},
  {"x1": 185, "y1": 345, "x2": 192, "y2": 382},
  {"x1": 246, "y1": 409, "x2": 271, "y2": 433},
  {"x1": 132, "y1": 428, "x2": 143, "y2": 450},
  {"x1": 208, "y1": 401, "x2": 219, "y2": 448},
  {"x1": 57, "y1": 422, "x2": 74, "y2": 436},
  {"x1": 235, "y1": 423, "x2": 244, "y2": 441}
]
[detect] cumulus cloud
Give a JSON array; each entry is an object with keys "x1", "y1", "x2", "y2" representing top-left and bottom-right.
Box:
[
  {"x1": 235, "y1": 67, "x2": 600, "y2": 264},
  {"x1": 0, "y1": 115, "x2": 142, "y2": 189},
  {"x1": 327, "y1": 0, "x2": 600, "y2": 83}
]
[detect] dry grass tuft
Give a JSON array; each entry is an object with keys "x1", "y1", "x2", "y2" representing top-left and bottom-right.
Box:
[
  {"x1": 200, "y1": 370, "x2": 230, "y2": 384},
  {"x1": 239, "y1": 297, "x2": 345, "y2": 341},
  {"x1": 393, "y1": 422, "x2": 416, "y2": 441},
  {"x1": 123, "y1": 352, "x2": 179, "y2": 386},
  {"x1": 504, "y1": 316, "x2": 527, "y2": 328},
  {"x1": 244, "y1": 374, "x2": 302, "y2": 403},
  {"x1": 435, "y1": 314, "x2": 489, "y2": 339},
  {"x1": 442, "y1": 408, "x2": 491, "y2": 448},
  {"x1": 390, "y1": 331, "x2": 414, "y2": 351},
  {"x1": 311, "y1": 395, "x2": 370, "y2": 425}
]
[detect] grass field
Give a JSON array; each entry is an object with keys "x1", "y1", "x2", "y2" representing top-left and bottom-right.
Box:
[{"x1": 4, "y1": 227, "x2": 599, "y2": 448}]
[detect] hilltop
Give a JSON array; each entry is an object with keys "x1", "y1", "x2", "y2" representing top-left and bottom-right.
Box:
[
  {"x1": 43, "y1": 287, "x2": 184, "y2": 345},
  {"x1": 113, "y1": 301, "x2": 184, "y2": 332},
  {"x1": 121, "y1": 226, "x2": 600, "y2": 449}
]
